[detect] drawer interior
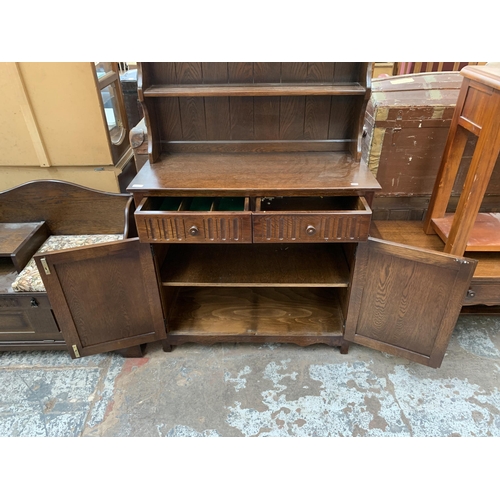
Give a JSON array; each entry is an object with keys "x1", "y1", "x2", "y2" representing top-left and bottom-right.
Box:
[
  {"x1": 257, "y1": 196, "x2": 369, "y2": 212},
  {"x1": 139, "y1": 197, "x2": 249, "y2": 212}
]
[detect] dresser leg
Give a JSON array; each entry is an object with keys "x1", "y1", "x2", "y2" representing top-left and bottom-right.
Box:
[
  {"x1": 162, "y1": 341, "x2": 173, "y2": 353},
  {"x1": 340, "y1": 341, "x2": 350, "y2": 355}
]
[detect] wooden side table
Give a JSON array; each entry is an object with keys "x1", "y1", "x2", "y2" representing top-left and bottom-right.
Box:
[
  {"x1": 0, "y1": 222, "x2": 48, "y2": 272},
  {"x1": 423, "y1": 64, "x2": 500, "y2": 256}
]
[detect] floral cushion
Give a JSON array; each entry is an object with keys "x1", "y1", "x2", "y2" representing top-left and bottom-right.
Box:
[{"x1": 12, "y1": 234, "x2": 123, "y2": 292}]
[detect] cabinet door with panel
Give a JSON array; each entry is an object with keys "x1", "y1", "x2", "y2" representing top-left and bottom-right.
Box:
[
  {"x1": 345, "y1": 237, "x2": 477, "y2": 368},
  {"x1": 34, "y1": 238, "x2": 166, "y2": 358}
]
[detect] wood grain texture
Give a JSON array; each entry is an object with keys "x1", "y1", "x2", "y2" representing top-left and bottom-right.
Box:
[
  {"x1": 444, "y1": 92, "x2": 500, "y2": 255},
  {"x1": 424, "y1": 72, "x2": 500, "y2": 255},
  {"x1": 143, "y1": 62, "x2": 365, "y2": 87},
  {"x1": 328, "y1": 96, "x2": 355, "y2": 140},
  {"x1": 144, "y1": 84, "x2": 366, "y2": 97},
  {"x1": 462, "y1": 281, "x2": 500, "y2": 306},
  {"x1": 128, "y1": 153, "x2": 381, "y2": 196},
  {"x1": 162, "y1": 141, "x2": 350, "y2": 154},
  {"x1": 307, "y1": 63, "x2": 335, "y2": 83},
  {"x1": 432, "y1": 213, "x2": 500, "y2": 251},
  {"x1": 280, "y1": 96, "x2": 306, "y2": 140},
  {"x1": 168, "y1": 287, "x2": 344, "y2": 345},
  {"x1": 0, "y1": 222, "x2": 49, "y2": 272},
  {"x1": 0, "y1": 292, "x2": 62, "y2": 347},
  {"x1": 304, "y1": 96, "x2": 331, "y2": 140},
  {"x1": 160, "y1": 243, "x2": 350, "y2": 287},
  {"x1": 371, "y1": 220, "x2": 500, "y2": 281},
  {"x1": 281, "y1": 63, "x2": 308, "y2": 83},
  {"x1": 345, "y1": 237, "x2": 477, "y2": 367},
  {"x1": 334, "y1": 63, "x2": 361, "y2": 83},
  {"x1": 175, "y1": 63, "x2": 203, "y2": 84},
  {"x1": 157, "y1": 97, "x2": 183, "y2": 141},
  {"x1": 140, "y1": 62, "x2": 370, "y2": 155},
  {"x1": 253, "y1": 63, "x2": 281, "y2": 83},
  {"x1": 135, "y1": 196, "x2": 252, "y2": 243},
  {"x1": 201, "y1": 63, "x2": 228, "y2": 83},
  {"x1": 179, "y1": 97, "x2": 207, "y2": 141},
  {"x1": 253, "y1": 97, "x2": 280, "y2": 139},
  {"x1": 0, "y1": 180, "x2": 131, "y2": 235},
  {"x1": 205, "y1": 97, "x2": 231, "y2": 140},
  {"x1": 228, "y1": 63, "x2": 254, "y2": 83},
  {"x1": 34, "y1": 238, "x2": 166, "y2": 357},
  {"x1": 230, "y1": 97, "x2": 254, "y2": 140},
  {"x1": 253, "y1": 196, "x2": 371, "y2": 243}
]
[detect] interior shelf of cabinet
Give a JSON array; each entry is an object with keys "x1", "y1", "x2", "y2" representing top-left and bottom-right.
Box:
[
  {"x1": 129, "y1": 152, "x2": 380, "y2": 196},
  {"x1": 431, "y1": 213, "x2": 500, "y2": 251},
  {"x1": 167, "y1": 287, "x2": 344, "y2": 339},
  {"x1": 160, "y1": 244, "x2": 350, "y2": 287},
  {"x1": 142, "y1": 83, "x2": 367, "y2": 98}
]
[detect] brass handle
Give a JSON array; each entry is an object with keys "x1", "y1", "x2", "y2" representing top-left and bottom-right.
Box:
[
  {"x1": 306, "y1": 225, "x2": 316, "y2": 235},
  {"x1": 189, "y1": 225, "x2": 199, "y2": 236}
]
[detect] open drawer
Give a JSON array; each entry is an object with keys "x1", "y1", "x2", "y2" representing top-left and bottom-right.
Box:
[
  {"x1": 253, "y1": 196, "x2": 372, "y2": 243},
  {"x1": 135, "y1": 197, "x2": 252, "y2": 243}
]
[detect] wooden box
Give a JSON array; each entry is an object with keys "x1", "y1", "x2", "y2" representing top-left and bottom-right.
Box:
[{"x1": 362, "y1": 72, "x2": 500, "y2": 220}]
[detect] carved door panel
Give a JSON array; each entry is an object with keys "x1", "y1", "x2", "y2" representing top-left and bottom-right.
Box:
[
  {"x1": 345, "y1": 237, "x2": 477, "y2": 368},
  {"x1": 35, "y1": 238, "x2": 166, "y2": 358}
]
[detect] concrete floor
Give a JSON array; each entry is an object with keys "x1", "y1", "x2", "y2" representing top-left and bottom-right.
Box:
[{"x1": 1, "y1": 314, "x2": 500, "y2": 437}]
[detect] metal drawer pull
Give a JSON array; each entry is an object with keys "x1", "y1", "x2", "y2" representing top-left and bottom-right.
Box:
[
  {"x1": 189, "y1": 225, "x2": 199, "y2": 236},
  {"x1": 466, "y1": 289, "x2": 476, "y2": 298},
  {"x1": 306, "y1": 225, "x2": 316, "y2": 235},
  {"x1": 30, "y1": 298, "x2": 39, "y2": 308}
]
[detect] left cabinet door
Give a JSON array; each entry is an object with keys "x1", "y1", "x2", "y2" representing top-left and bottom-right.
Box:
[{"x1": 34, "y1": 238, "x2": 166, "y2": 358}]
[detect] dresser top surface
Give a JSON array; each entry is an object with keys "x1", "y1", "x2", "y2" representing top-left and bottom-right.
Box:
[{"x1": 127, "y1": 152, "x2": 381, "y2": 196}]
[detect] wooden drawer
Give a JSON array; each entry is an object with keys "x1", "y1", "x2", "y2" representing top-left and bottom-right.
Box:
[
  {"x1": 135, "y1": 197, "x2": 252, "y2": 243},
  {"x1": 253, "y1": 196, "x2": 372, "y2": 243},
  {"x1": 0, "y1": 294, "x2": 62, "y2": 341},
  {"x1": 462, "y1": 281, "x2": 500, "y2": 306}
]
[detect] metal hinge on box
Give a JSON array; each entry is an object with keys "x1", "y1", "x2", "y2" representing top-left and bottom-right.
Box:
[
  {"x1": 40, "y1": 257, "x2": 51, "y2": 275},
  {"x1": 72, "y1": 345, "x2": 81, "y2": 358}
]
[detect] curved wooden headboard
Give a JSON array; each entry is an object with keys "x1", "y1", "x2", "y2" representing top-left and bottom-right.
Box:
[{"x1": 0, "y1": 180, "x2": 135, "y2": 236}]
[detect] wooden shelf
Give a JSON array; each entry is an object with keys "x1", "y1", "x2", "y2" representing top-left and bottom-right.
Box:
[
  {"x1": 370, "y1": 220, "x2": 500, "y2": 279},
  {"x1": 432, "y1": 213, "x2": 500, "y2": 251},
  {"x1": 161, "y1": 244, "x2": 350, "y2": 287},
  {"x1": 168, "y1": 287, "x2": 344, "y2": 340},
  {"x1": 143, "y1": 83, "x2": 366, "y2": 98},
  {"x1": 129, "y1": 152, "x2": 381, "y2": 197},
  {"x1": 0, "y1": 222, "x2": 48, "y2": 272}
]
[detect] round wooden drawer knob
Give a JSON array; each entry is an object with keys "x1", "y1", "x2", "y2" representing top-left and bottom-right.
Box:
[
  {"x1": 189, "y1": 226, "x2": 199, "y2": 236},
  {"x1": 306, "y1": 225, "x2": 316, "y2": 235}
]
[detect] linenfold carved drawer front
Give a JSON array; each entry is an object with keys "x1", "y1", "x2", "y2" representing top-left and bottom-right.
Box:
[
  {"x1": 253, "y1": 196, "x2": 372, "y2": 243},
  {"x1": 135, "y1": 197, "x2": 252, "y2": 243}
]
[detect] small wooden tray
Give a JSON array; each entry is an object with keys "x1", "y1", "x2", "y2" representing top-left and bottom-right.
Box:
[{"x1": 0, "y1": 222, "x2": 49, "y2": 272}]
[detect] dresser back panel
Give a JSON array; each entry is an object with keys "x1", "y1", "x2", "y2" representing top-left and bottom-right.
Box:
[
  {"x1": 146, "y1": 62, "x2": 364, "y2": 85},
  {"x1": 154, "y1": 95, "x2": 359, "y2": 151},
  {"x1": 141, "y1": 62, "x2": 370, "y2": 155}
]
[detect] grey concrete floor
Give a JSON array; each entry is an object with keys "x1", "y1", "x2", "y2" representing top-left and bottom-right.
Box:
[{"x1": 1, "y1": 314, "x2": 500, "y2": 437}]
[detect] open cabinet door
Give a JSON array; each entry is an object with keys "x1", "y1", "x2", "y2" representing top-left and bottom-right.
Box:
[
  {"x1": 34, "y1": 238, "x2": 166, "y2": 358},
  {"x1": 344, "y1": 237, "x2": 477, "y2": 368}
]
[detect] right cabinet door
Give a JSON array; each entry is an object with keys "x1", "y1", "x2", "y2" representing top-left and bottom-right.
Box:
[{"x1": 344, "y1": 237, "x2": 477, "y2": 368}]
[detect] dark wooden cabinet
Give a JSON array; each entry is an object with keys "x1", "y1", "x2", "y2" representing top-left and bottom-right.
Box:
[{"x1": 121, "y1": 62, "x2": 478, "y2": 368}]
